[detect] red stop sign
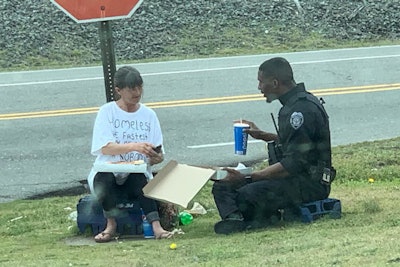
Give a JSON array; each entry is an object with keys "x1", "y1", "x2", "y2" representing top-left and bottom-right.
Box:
[{"x1": 51, "y1": 0, "x2": 144, "y2": 23}]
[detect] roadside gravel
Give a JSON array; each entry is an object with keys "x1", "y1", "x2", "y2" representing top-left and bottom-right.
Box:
[{"x1": 0, "y1": 0, "x2": 399, "y2": 69}]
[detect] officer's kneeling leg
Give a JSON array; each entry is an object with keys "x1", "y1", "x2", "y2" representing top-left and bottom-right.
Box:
[{"x1": 237, "y1": 179, "x2": 296, "y2": 226}]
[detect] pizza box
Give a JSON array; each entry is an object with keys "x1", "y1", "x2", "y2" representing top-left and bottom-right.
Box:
[{"x1": 143, "y1": 160, "x2": 216, "y2": 208}]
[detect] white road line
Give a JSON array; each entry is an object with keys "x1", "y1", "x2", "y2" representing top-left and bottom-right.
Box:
[
  {"x1": 1, "y1": 54, "x2": 399, "y2": 87},
  {"x1": 187, "y1": 139, "x2": 263, "y2": 149},
  {"x1": 2, "y1": 44, "x2": 398, "y2": 73},
  {"x1": 0, "y1": 77, "x2": 101, "y2": 87},
  {"x1": 292, "y1": 54, "x2": 400, "y2": 65}
]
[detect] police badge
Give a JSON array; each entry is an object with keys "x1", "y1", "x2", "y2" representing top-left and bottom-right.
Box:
[{"x1": 290, "y1": 112, "x2": 304, "y2": 130}]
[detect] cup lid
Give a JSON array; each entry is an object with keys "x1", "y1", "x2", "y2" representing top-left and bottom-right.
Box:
[{"x1": 233, "y1": 123, "x2": 249, "y2": 127}]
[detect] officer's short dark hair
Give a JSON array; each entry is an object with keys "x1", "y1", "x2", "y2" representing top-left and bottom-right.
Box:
[
  {"x1": 114, "y1": 66, "x2": 143, "y2": 89},
  {"x1": 259, "y1": 57, "x2": 294, "y2": 86}
]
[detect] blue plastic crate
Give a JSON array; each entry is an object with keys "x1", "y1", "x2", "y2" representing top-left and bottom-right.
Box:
[
  {"x1": 300, "y1": 198, "x2": 341, "y2": 223},
  {"x1": 77, "y1": 195, "x2": 143, "y2": 235}
]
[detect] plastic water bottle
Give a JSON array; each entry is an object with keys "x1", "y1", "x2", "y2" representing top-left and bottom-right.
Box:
[
  {"x1": 179, "y1": 211, "x2": 193, "y2": 225},
  {"x1": 141, "y1": 209, "x2": 154, "y2": 239}
]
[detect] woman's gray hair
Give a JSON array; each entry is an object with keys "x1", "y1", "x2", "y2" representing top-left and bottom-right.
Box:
[{"x1": 114, "y1": 66, "x2": 143, "y2": 89}]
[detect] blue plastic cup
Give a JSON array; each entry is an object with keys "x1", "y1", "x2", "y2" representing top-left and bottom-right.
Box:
[
  {"x1": 142, "y1": 219, "x2": 155, "y2": 239},
  {"x1": 234, "y1": 123, "x2": 250, "y2": 155},
  {"x1": 141, "y1": 209, "x2": 155, "y2": 239}
]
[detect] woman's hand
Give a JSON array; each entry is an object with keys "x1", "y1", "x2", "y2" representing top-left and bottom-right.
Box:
[
  {"x1": 102, "y1": 142, "x2": 156, "y2": 156},
  {"x1": 130, "y1": 142, "x2": 158, "y2": 157},
  {"x1": 101, "y1": 142, "x2": 164, "y2": 165},
  {"x1": 132, "y1": 143, "x2": 164, "y2": 165},
  {"x1": 136, "y1": 143, "x2": 163, "y2": 165},
  {"x1": 148, "y1": 151, "x2": 164, "y2": 165}
]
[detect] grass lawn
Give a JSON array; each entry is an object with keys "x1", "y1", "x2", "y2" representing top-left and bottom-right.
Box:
[
  {"x1": 2, "y1": 9, "x2": 399, "y2": 265},
  {"x1": 1, "y1": 137, "x2": 400, "y2": 266}
]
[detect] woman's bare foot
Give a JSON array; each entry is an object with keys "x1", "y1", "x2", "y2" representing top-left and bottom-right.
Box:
[
  {"x1": 155, "y1": 231, "x2": 173, "y2": 239},
  {"x1": 94, "y1": 218, "x2": 117, "y2": 243},
  {"x1": 151, "y1": 220, "x2": 174, "y2": 239},
  {"x1": 94, "y1": 231, "x2": 116, "y2": 243}
]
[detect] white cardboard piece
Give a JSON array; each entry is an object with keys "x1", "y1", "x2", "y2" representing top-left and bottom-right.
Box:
[
  {"x1": 93, "y1": 162, "x2": 147, "y2": 173},
  {"x1": 210, "y1": 163, "x2": 253, "y2": 180},
  {"x1": 143, "y1": 160, "x2": 216, "y2": 208}
]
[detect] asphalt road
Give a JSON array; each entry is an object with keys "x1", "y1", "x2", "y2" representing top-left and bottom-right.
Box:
[{"x1": 1, "y1": 45, "x2": 399, "y2": 203}]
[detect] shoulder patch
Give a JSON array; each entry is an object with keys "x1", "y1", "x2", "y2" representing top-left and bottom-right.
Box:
[{"x1": 290, "y1": 112, "x2": 304, "y2": 130}]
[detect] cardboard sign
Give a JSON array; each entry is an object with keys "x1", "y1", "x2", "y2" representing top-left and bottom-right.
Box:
[{"x1": 143, "y1": 160, "x2": 216, "y2": 208}]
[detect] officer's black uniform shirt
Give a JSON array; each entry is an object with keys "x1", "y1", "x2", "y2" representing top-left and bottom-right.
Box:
[{"x1": 277, "y1": 83, "x2": 332, "y2": 201}]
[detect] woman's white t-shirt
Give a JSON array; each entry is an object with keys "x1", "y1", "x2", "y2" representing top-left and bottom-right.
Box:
[{"x1": 87, "y1": 101, "x2": 163, "y2": 193}]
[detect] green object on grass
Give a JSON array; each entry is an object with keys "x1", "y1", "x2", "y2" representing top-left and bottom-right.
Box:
[{"x1": 179, "y1": 211, "x2": 193, "y2": 225}]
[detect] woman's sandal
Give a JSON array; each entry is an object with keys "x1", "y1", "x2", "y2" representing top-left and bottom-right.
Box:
[{"x1": 94, "y1": 231, "x2": 117, "y2": 243}]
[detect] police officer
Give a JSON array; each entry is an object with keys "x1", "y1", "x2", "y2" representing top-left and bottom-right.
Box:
[{"x1": 212, "y1": 57, "x2": 335, "y2": 234}]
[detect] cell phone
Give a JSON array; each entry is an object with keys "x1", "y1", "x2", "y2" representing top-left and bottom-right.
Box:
[{"x1": 153, "y1": 145, "x2": 162, "y2": 153}]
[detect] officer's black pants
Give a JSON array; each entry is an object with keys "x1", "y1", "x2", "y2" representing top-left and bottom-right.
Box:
[{"x1": 212, "y1": 179, "x2": 300, "y2": 223}]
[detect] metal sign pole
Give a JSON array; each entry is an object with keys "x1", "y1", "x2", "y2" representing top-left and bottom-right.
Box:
[{"x1": 99, "y1": 21, "x2": 117, "y2": 102}]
